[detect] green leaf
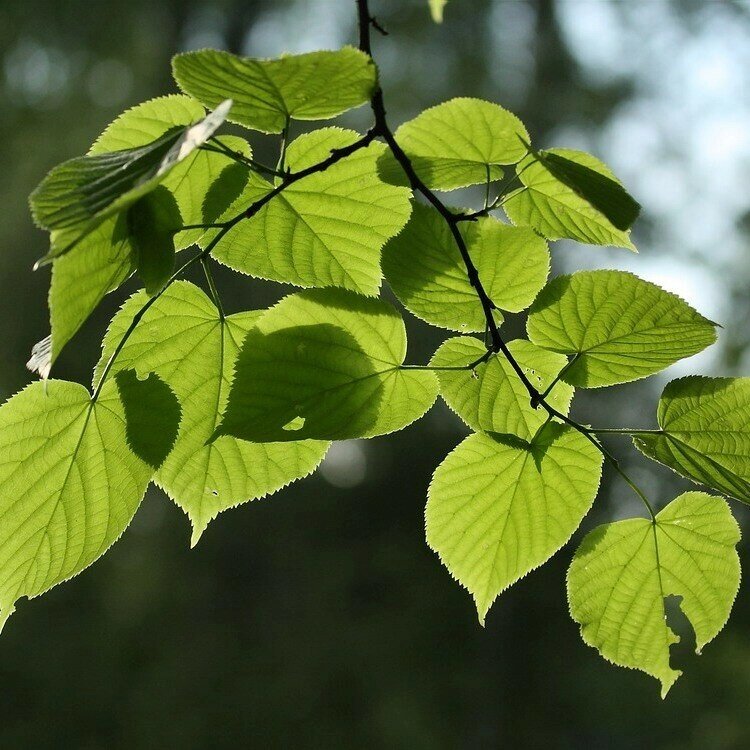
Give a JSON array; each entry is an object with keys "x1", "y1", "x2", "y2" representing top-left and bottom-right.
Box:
[
  {"x1": 0, "y1": 376, "x2": 173, "y2": 630},
  {"x1": 378, "y1": 98, "x2": 529, "y2": 190},
  {"x1": 214, "y1": 288, "x2": 438, "y2": 442},
  {"x1": 43, "y1": 214, "x2": 136, "y2": 372},
  {"x1": 31, "y1": 99, "x2": 232, "y2": 262},
  {"x1": 567, "y1": 492, "x2": 740, "y2": 697},
  {"x1": 427, "y1": 424, "x2": 602, "y2": 623},
  {"x1": 504, "y1": 149, "x2": 637, "y2": 250},
  {"x1": 127, "y1": 187, "x2": 181, "y2": 296},
  {"x1": 171, "y1": 136, "x2": 252, "y2": 251},
  {"x1": 96, "y1": 281, "x2": 329, "y2": 545},
  {"x1": 634, "y1": 377, "x2": 750, "y2": 502},
  {"x1": 526, "y1": 270, "x2": 717, "y2": 387},
  {"x1": 90, "y1": 94, "x2": 205, "y2": 152},
  {"x1": 172, "y1": 47, "x2": 376, "y2": 134},
  {"x1": 40, "y1": 96, "x2": 246, "y2": 371},
  {"x1": 535, "y1": 150, "x2": 640, "y2": 231},
  {"x1": 383, "y1": 205, "x2": 548, "y2": 331},
  {"x1": 430, "y1": 337, "x2": 573, "y2": 440},
  {"x1": 88, "y1": 93, "x2": 253, "y2": 252},
  {"x1": 212, "y1": 128, "x2": 412, "y2": 296}
]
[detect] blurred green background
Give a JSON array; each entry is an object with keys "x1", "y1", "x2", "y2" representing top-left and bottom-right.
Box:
[{"x1": 2, "y1": 0, "x2": 750, "y2": 747}]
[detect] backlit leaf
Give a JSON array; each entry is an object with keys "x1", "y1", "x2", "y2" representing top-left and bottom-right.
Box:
[
  {"x1": 383, "y1": 205, "x2": 548, "y2": 331},
  {"x1": 504, "y1": 148, "x2": 637, "y2": 250},
  {"x1": 31, "y1": 99, "x2": 231, "y2": 262},
  {"x1": 634, "y1": 377, "x2": 750, "y2": 502},
  {"x1": 378, "y1": 98, "x2": 529, "y2": 190},
  {"x1": 173, "y1": 47, "x2": 376, "y2": 134},
  {"x1": 96, "y1": 281, "x2": 329, "y2": 545},
  {"x1": 214, "y1": 288, "x2": 438, "y2": 442},
  {"x1": 527, "y1": 270, "x2": 717, "y2": 387},
  {"x1": 536, "y1": 149, "x2": 640, "y2": 231},
  {"x1": 0, "y1": 376, "x2": 177, "y2": 630},
  {"x1": 212, "y1": 128, "x2": 412, "y2": 296},
  {"x1": 44, "y1": 96, "x2": 246, "y2": 368},
  {"x1": 427, "y1": 424, "x2": 602, "y2": 623},
  {"x1": 431, "y1": 337, "x2": 573, "y2": 439},
  {"x1": 568, "y1": 492, "x2": 740, "y2": 697}
]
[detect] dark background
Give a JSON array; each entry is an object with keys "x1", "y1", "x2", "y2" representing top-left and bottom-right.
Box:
[{"x1": 2, "y1": 0, "x2": 750, "y2": 747}]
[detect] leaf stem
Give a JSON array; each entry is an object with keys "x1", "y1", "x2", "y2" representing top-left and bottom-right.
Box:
[
  {"x1": 358, "y1": 0, "x2": 656, "y2": 519},
  {"x1": 201, "y1": 256, "x2": 225, "y2": 321},
  {"x1": 532, "y1": 353, "x2": 579, "y2": 406},
  {"x1": 277, "y1": 116, "x2": 290, "y2": 174},
  {"x1": 204, "y1": 138, "x2": 282, "y2": 177},
  {"x1": 590, "y1": 428, "x2": 663, "y2": 436},
  {"x1": 93, "y1": 222, "x2": 235, "y2": 402}
]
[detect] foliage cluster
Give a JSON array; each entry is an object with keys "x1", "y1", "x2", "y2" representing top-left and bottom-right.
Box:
[{"x1": 4, "y1": 0, "x2": 748, "y2": 696}]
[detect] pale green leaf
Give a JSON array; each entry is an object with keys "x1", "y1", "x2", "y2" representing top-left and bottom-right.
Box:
[
  {"x1": 96, "y1": 281, "x2": 329, "y2": 545},
  {"x1": 634, "y1": 377, "x2": 750, "y2": 502},
  {"x1": 172, "y1": 47, "x2": 376, "y2": 134},
  {"x1": 527, "y1": 270, "x2": 717, "y2": 387},
  {"x1": 31, "y1": 99, "x2": 231, "y2": 262},
  {"x1": 431, "y1": 337, "x2": 573, "y2": 440},
  {"x1": 212, "y1": 128, "x2": 412, "y2": 296},
  {"x1": 427, "y1": 424, "x2": 602, "y2": 623},
  {"x1": 534, "y1": 149, "x2": 640, "y2": 231},
  {"x1": 0, "y1": 376, "x2": 174, "y2": 630},
  {"x1": 90, "y1": 94, "x2": 205, "y2": 152},
  {"x1": 44, "y1": 96, "x2": 247, "y2": 370},
  {"x1": 378, "y1": 98, "x2": 529, "y2": 190},
  {"x1": 89, "y1": 94, "x2": 252, "y2": 251},
  {"x1": 568, "y1": 492, "x2": 740, "y2": 697},
  {"x1": 46, "y1": 214, "x2": 136, "y2": 368},
  {"x1": 214, "y1": 288, "x2": 438, "y2": 442},
  {"x1": 504, "y1": 149, "x2": 637, "y2": 250},
  {"x1": 383, "y1": 205, "x2": 548, "y2": 331}
]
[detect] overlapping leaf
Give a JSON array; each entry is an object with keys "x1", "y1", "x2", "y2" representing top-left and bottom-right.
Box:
[
  {"x1": 634, "y1": 377, "x2": 750, "y2": 502},
  {"x1": 568, "y1": 492, "x2": 740, "y2": 697},
  {"x1": 128, "y1": 187, "x2": 181, "y2": 296},
  {"x1": 41, "y1": 95, "x2": 249, "y2": 370},
  {"x1": 527, "y1": 270, "x2": 717, "y2": 387},
  {"x1": 212, "y1": 128, "x2": 412, "y2": 295},
  {"x1": 173, "y1": 47, "x2": 376, "y2": 133},
  {"x1": 378, "y1": 98, "x2": 529, "y2": 190},
  {"x1": 504, "y1": 149, "x2": 637, "y2": 250},
  {"x1": 431, "y1": 337, "x2": 573, "y2": 439},
  {"x1": 30, "y1": 99, "x2": 231, "y2": 262},
  {"x1": 427, "y1": 424, "x2": 602, "y2": 623},
  {"x1": 383, "y1": 205, "x2": 548, "y2": 331},
  {"x1": 0, "y1": 374, "x2": 179, "y2": 631},
  {"x1": 214, "y1": 288, "x2": 438, "y2": 442},
  {"x1": 532, "y1": 149, "x2": 640, "y2": 231},
  {"x1": 96, "y1": 281, "x2": 329, "y2": 544}
]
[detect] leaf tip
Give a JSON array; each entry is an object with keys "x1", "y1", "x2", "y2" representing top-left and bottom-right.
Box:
[
  {"x1": 659, "y1": 669, "x2": 681, "y2": 700},
  {"x1": 189, "y1": 523, "x2": 206, "y2": 549},
  {"x1": 0, "y1": 601, "x2": 16, "y2": 635}
]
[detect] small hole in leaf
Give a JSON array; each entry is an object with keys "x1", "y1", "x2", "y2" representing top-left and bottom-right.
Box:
[{"x1": 282, "y1": 415, "x2": 305, "y2": 431}]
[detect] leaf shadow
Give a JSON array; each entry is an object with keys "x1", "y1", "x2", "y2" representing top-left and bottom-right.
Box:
[
  {"x1": 115, "y1": 369, "x2": 181, "y2": 468},
  {"x1": 214, "y1": 323, "x2": 385, "y2": 442}
]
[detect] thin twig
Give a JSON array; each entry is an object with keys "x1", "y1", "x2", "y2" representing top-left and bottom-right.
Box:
[{"x1": 357, "y1": 0, "x2": 655, "y2": 518}]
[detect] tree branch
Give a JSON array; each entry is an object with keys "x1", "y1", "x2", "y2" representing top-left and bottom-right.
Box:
[{"x1": 357, "y1": 0, "x2": 655, "y2": 519}]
